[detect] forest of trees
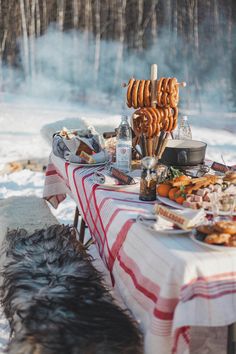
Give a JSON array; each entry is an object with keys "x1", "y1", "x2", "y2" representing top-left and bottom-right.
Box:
[{"x1": 0, "y1": 0, "x2": 235, "y2": 109}]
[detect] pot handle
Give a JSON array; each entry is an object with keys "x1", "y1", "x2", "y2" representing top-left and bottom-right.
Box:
[{"x1": 177, "y1": 150, "x2": 188, "y2": 165}]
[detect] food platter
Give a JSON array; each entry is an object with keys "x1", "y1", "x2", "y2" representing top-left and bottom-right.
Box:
[
  {"x1": 190, "y1": 231, "x2": 236, "y2": 252},
  {"x1": 157, "y1": 196, "x2": 236, "y2": 216}
]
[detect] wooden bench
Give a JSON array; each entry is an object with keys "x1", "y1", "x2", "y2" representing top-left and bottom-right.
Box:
[{"x1": 0, "y1": 196, "x2": 58, "y2": 243}]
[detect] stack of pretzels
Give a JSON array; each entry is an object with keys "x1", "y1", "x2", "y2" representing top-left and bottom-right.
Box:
[
  {"x1": 127, "y1": 78, "x2": 179, "y2": 109},
  {"x1": 126, "y1": 76, "x2": 181, "y2": 157}
]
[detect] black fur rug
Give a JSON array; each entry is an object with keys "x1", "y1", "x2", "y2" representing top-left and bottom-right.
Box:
[{"x1": 0, "y1": 224, "x2": 143, "y2": 354}]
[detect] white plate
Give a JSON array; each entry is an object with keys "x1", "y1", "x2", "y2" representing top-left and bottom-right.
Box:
[
  {"x1": 190, "y1": 232, "x2": 236, "y2": 251},
  {"x1": 69, "y1": 161, "x2": 108, "y2": 167},
  {"x1": 157, "y1": 196, "x2": 185, "y2": 210},
  {"x1": 137, "y1": 217, "x2": 191, "y2": 235},
  {"x1": 157, "y1": 196, "x2": 236, "y2": 216}
]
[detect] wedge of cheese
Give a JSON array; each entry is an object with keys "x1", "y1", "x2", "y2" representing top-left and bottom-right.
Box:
[{"x1": 154, "y1": 204, "x2": 206, "y2": 230}]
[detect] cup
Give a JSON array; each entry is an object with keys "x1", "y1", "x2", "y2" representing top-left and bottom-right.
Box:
[
  {"x1": 209, "y1": 192, "x2": 236, "y2": 221},
  {"x1": 219, "y1": 194, "x2": 236, "y2": 220}
]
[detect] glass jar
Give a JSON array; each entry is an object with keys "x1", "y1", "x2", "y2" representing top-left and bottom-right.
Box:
[{"x1": 139, "y1": 157, "x2": 157, "y2": 201}]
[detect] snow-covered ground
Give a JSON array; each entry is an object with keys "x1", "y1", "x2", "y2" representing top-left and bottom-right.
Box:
[{"x1": 0, "y1": 96, "x2": 235, "y2": 352}]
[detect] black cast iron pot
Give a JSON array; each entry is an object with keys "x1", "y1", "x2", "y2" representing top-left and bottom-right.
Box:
[{"x1": 160, "y1": 139, "x2": 207, "y2": 166}]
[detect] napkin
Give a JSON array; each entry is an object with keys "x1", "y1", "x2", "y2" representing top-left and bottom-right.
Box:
[
  {"x1": 93, "y1": 171, "x2": 119, "y2": 185},
  {"x1": 154, "y1": 204, "x2": 206, "y2": 230},
  {"x1": 53, "y1": 135, "x2": 69, "y2": 158}
]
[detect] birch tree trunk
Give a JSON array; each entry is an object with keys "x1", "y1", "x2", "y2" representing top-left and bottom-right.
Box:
[
  {"x1": 19, "y1": 0, "x2": 30, "y2": 77},
  {"x1": 57, "y1": 0, "x2": 65, "y2": 31},
  {"x1": 42, "y1": 0, "x2": 47, "y2": 33},
  {"x1": 150, "y1": 0, "x2": 158, "y2": 45},
  {"x1": 73, "y1": 0, "x2": 79, "y2": 28},
  {"x1": 136, "y1": 0, "x2": 144, "y2": 51},
  {"x1": 114, "y1": 0, "x2": 126, "y2": 86},
  {"x1": 30, "y1": 0, "x2": 36, "y2": 79},
  {"x1": 72, "y1": 0, "x2": 80, "y2": 85},
  {"x1": 193, "y1": 0, "x2": 199, "y2": 53},
  {"x1": 94, "y1": 0, "x2": 101, "y2": 81},
  {"x1": 35, "y1": 0, "x2": 41, "y2": 37}
]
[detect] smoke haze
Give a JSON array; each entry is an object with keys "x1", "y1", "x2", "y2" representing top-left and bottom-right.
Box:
[{"x1": 1, "y1": 25, "x2": 236, "y2": 119}]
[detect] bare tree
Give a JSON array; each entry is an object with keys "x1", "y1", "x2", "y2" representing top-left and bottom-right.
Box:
[
  {"x1": 94, "y1": 0, "x2": 101, "y2": 80},
  {"x1": 19, "y1": 0, "x2": 30, "y2": 77},
  {"x1": 114, "y1": 0, "x2": 127, "y2": 85}
]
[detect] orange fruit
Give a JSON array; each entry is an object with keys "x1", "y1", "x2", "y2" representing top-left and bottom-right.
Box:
[
  {"x1": 175, "y1": 195, "x2": 186, "y2": 204},
  {"x1": 156, "y1": 183, "x2": 172, "y2": 197},
  {"x1": 168, "y1": 187, "x2": 180, "y2": 200}
]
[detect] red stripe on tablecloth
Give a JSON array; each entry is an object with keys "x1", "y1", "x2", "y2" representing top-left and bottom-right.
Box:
[
  {"x1": 172, "y1": 326, "x2": 190, "y2": 354},
  {"x1": 71, "y1": 166, "x2": 113, "y2": 267},
  {"x1": 90, "y1": 184, "x2": 117, "y2": 271},
  {"x1": 86, "y1": 184, "x2": 104, "y2": 255},
  {"x1": 184, "y1": 288, "x2": 236, "y2": 301},
  {"x1": 65, "y1": 162, "x2": 70, "y2": 178},
  {"x1": 72, "y1": 167, "x2": 88, "y2": 221},
  {"x1": 98, "y1": 196, "x2": 153, "y2": 212},
  {"x1": 118, "y1": 247, "x2": 179, "y2": 309},
  {"x1": 108, "y1": 219, "x2": 135, "y2": 271},
  {"x1": 72, "y1": 167, "x2": 104, "y2": 256},
  {"x1": 181, "y1": 272, "x2": 236, "y2": 290},
  {"x1": 105, "y1": 208, "x2": 141, "y2": 234},
  {"x1": 153, "y1": 308, "x2": 173, "y2": 321},
  {"x1": 181, "y1": 280, "x2": 236, "y2": 301},
  {"x1": 117, "y1": 251, "x2": 159, "y2": 303},
  {"x1": 97, "y1": 186, "x2": 139, "y2": 195},
  {"x1": 46, "y1": 169, "x2": 57, "y2": 176}
]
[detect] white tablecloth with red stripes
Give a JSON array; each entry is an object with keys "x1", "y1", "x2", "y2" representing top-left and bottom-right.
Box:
[{"x1": 43, "y1": 152, "x2": 236, "y2": 354}]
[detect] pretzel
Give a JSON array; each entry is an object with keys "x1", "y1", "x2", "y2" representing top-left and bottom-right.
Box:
[
  {"x1": 132, "y1": 114, "x2": 142, "y2": 136},
  {"x1": 169, "y1": 86, "x2": 179, "y2": 108},
  {"x1": 166, "y1": 108, "x2": 174, "y2": 132},
  {"x1": 169, "y1": 77, "x2": 177, "y2": 93},
  {"x1": 144, "y1": 80, "x2": 151, "y2": 107},
  {"x1": 148, "y1": 108, "x2": 158, "y2": 135},
  {"x1": 156, "y1": 77, "x2": 180, "y2": 108},
  {"x1": 162, "y1": 92, "x2": 168, "y2": 107},
  {"x1": 132, "y1": 79, "x2": 140, "y2": 109},
  {"x1": 142, "y1": 109, "x2": 153, "y2": 137},
  {"x1": 126, "y1": 77, "x2": 181, "y2": 109},
  {"x1": 127, "y1": 78, "x2": 135, "y2": 108},
  {"x1": 138, "y1": 79, "x2": 145, "y2": 107}
]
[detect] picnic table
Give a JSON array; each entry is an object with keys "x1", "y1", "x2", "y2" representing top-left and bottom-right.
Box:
[{"x1": 43, "y1": 152, "x2": 236, "y2": 354}]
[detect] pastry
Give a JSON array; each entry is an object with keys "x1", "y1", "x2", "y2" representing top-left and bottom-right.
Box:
[
  {"x1": 213, "y1": 221, "x2": 236, "y2": 235},
  {"x1": 204, "y1": 233, "x2": 231, "y2": 245}
]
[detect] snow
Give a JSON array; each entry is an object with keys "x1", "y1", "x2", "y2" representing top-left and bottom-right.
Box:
[{"x1": 0, "y1": 96, "x2": 235, "y2": 352}]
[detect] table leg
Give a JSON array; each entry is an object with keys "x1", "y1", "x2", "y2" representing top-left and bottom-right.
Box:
[
  {"x1": 79, "y1": 218, "x2": 86, "y2": 244},
  {"x1": 73, "y1": 207, "x2": 87, "y2": 245},
  {"x1": 227, "y1": 323, "x2": 236, "y2": 354},
  {"x1": 73, "y1": 206, "x2": 79, "y2": 229}
]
